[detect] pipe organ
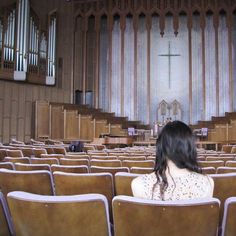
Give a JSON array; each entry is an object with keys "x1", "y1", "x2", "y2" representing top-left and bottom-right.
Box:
[
  {"x1": 28, "y1": 12, "x2": 39, "y2": 74},
  {"x1": 3, "y1": 9, "x2": 15, "y2": 69},
  {"x1": 0, "y1": 0, "x2": 56, "y2": 85},
  {"x1": 46, "y1": 13, "x2": 57, "y2": 85},
  {"x1": 14, "y1": 0, "x2": 29, "y2": 80},
  {"x1": 0, "y1": 18, "x2": 3, "y2": 65}
]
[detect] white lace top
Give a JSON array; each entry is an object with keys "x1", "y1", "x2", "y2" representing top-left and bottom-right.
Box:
[{"x1": 131, "y1": 172, "x2": 214, "y2": 201}]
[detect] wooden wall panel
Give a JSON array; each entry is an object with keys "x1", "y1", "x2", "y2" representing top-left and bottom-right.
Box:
[
  {"x1": 0, "y1": 100, "x2": 3, "y2": 142},
  {"x1": 64, "y1": 110, "x2": 80, "y2": 139},
  {"x1": 80, "y1": 115, "x2": 93, "y2": 141},
  {"x1": 94, "y1": 120, "x2": 109, "y2": 138},
  {"x1": 25, "y1": 101, "x2": 32, "y2": 141},
  {"x1": 10, "y1": 100, "x2": 18, "y2": 137},
  {"x1": 51, "y1": 105, "x2": 64, "y2": 140}
]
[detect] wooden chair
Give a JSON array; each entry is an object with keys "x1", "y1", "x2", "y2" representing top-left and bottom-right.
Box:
[
  {"x1": 33, "y1": 148, "x2": 47, "y2": 158},
  {"x1": 114, "y1": 172, "x2": 140, "y2": 196},
  {"x1": 90, "y1": 159, "x2": 122, "y2": 167},
  {"x1": 230, "y1": 146, "x2": 236, "y2": 154},
  {"x1": 118, "y1": 156, "x2": 146, "y2": 161},
  {"x1": 14, "y1": 163, "x2": 51, "y2": 172},
  {"x1": 4, "y1": 156, "x2": 30, "y2": 164},
  {"x1": 112, "y1": 196, "x2": 220, "y2": 236},
  {"x1": 0, "y1": 169, "x2": 54, "y2": 198},
  {"x1": 197, "y1": 156, "x2": 206, "y2": 161},
  {"x1": 53, "y1": 146, "x2": 67, "y2": 155},
  {"x1": 59, "y1": 158, "x2": 89, "y2": 166},
  {"x1": 65, "y1": 154, "x2": 90, "y2": 160},
  {"x1": 21, "y1": 147, "x2": 34, "y2": 157},
  {"x1": 130, "y1": 167, "x2": 154, "y2": 174},
  {"x1": 216, "y1": 167, "x2": 236, "y2": 174},
  {"x1": 6, "y1": 149, "x2": 23, "y2": 157},
  {"x1": 53, "y1": 172, "x2": 114, "y2": 219},
  {"x1": 0, "y1": 192, "x2": 14, "y2": 236},
  {"x1": 30, "y1": 157, "x2": 59, "y2": 165},
  {"x1": 0, "y1": 162, "x2": 15, "y2": 170},
  {"x1": 198, "y1": 161, "x2": 224, "y2": 169},
  {"x1": 221, "y1": 197, "x2": 236, "y2": 236},
  {"x1": 7, "y1": 191, "x2": 111, "y2": 236},
  {"x1": 210, "y1": 173, "x2": 236, "y2": 225},
  {"x1": 51, "y1": 164, "x2": 89, "y2": 174},
  {"x1": 0, "y1": 149, "x2": 7, "y2": 161},
  {"x1": 221, "y1": 145, "x2": 233, "y2": 153},
  {"x1": 90, "y1": 166, "x2": 129, "y2": 177},
  {"x1": 122, "y1": 160, "x2": 155, "y2": 169},
  {"x1": 41, "y1": 154, "x2": 64, "y2": 159},
  {"x1": 201, "y1": 167, "x2": 216, "y2": 174},
  {"x1": 90, "y1": 156, "x2": 117, "y2": 160},
  {"x1": 206, "y1": 156, "x2": 235, "y2": 163},
  {"x1": 225, "y1": 161, "x2": 236, "y2": 167},
  {"x1": 44, "y1": 146, "x2": 55, "y2": 154}
]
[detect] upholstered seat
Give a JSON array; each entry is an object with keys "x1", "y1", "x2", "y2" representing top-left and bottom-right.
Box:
[
  {"x1": 113, "y1": 195, "x2": 220, "y2": 236},
  {"x1": 7, "y1": 191, "x2": 111, "y2": 236}
]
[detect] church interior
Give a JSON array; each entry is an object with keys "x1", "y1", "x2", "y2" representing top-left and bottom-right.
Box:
[{"x1": 1, "y1": 0, "x2": 236, "y2": 235}]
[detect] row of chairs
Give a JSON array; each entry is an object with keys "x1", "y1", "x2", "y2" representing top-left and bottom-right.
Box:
[
  {"x1": 2, "y1": 156, "x2": 155, "y2": 168},
  {"x1": 1, "y1": 191, "x2": 236, "y2": 236},
  {"x1": 0, "y1": 169, "x2": 236, "y2": 224}
]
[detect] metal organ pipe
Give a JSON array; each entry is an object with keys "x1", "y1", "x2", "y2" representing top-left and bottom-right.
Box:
[
  {"x1": 52, "y1": 18, "x2": 56, "y2": 77},
  {"x1": 23, "y1": 0, "x2": 29, "y2": 72},
  {"x1": 16, "y1": 0, "x2": 21, "y2": 70}
]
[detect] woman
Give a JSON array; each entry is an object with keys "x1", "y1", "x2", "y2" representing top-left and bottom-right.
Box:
[{"x1": 131, "y1": 121, "x2": 214, "y2": 200}]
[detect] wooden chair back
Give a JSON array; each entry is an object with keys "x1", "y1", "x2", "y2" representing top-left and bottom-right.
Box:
[
  {"x1": 4, "y1": 156, "x2": 30, "y2": 164},
  {"x1": 122, "y1": 160, "x2": 155, "y2": 169},
  {"x1": 113, "y1": 196, "x2": 220, "y2": 236},
  {"x1": 54, "y1": 172, "x2": 114, "y2": 219},
  {"x1": 6, "y1": 149, "x2": 23, "y2": 157},
  {"x1": 0, "y1": 162, "x2": 15, "y2": 170},
  {"x1": 114, "y1": 172, "x2": 140, "y2": 196},
  {"x1": 216, "y1": 167, "x2": 236, "y2": 174},
  {"x1": 210, "y1": 173, "x2": 236, "y2": 225},
  {"x1": 90, "y1": 159, "x2": 122, "y2": 167},
  {"x1": 30, "y1": 157, "x2": 59, "y2": 165},
  {"x1": 33, "y1": 148, "x2": 47, "y2": 158},
  {"x1": 0, "y1": 169, "x2": 54, "y2": 198},
  {"x1": 51, "y1": 164, "x2": 89, "y2": 174},
  {"x1": 59, "y1": 158, "x2": 89, "y2": 166},
  {"x1": 201, "y1": 167, "x2": 216, "y2": 174},
  {"x1": 130, "y1": 167, "x2": 154, "y2": 174},
  {"x1": 221, "y1": 197, "x2": 236, "y2": 236},
  {"x1": 0, "y1": 192, "x2": 14, "y2": 236},
  {"x1": 7, "y1": 191, "x2": 111, "y2": 236},
  {"x1": 14, "y1": 163, "x2": 51, "y2": 172},
  {"x1": 198, "y1": 161, "x2": 224, "y2": 168}
]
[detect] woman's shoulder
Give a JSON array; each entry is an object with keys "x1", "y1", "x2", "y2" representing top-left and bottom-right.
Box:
[{"x1": 131, "y1": 172, "x2": 156, "y2": 198}]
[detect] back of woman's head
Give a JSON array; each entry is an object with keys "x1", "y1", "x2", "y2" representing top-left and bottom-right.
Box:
[{"x1": 155, "y1": 120, "x2": 200, "y2": 173}]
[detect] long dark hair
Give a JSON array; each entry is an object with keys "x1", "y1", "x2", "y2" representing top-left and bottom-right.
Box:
[{"x1": 153, "y1": 120, "x2": 201, "y2": 199}]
